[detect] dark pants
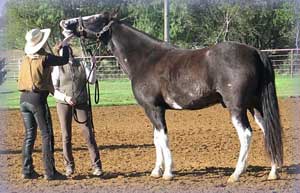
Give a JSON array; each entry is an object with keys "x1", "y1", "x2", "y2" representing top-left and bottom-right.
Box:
[
  {"x1": 20, "y1": 101, "x2": 56, "y2": 177},
  {"x1": 56, "y1": 103, "x2": 101, "y2": 170}
]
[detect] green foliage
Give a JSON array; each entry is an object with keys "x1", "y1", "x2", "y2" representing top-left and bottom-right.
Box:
[
  {"x1": 188, "y1": 1, "x2": 296, "y2": 49},
  {"x1": 3, "y1": 0, "x2": 297, "y2": 50},
  {"x1": 127, "y1": 0, "x2": 163, "y2": 40},
  {"x1": 5, "y1": 0, "x2": 65, "y2": 48},
  {"x1": 169, "y1": 0, "x2": 193, "y2": 47}
]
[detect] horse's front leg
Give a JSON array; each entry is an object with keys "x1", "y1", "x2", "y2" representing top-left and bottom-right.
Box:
[
  {"x1": 150, "y1": 128, "x2": 164, "y2": 178},
  {"x1": 145, "y1": 107, "x2": 173, "y2": 180}
]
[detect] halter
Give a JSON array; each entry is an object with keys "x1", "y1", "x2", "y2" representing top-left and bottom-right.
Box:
[
  {"x1": 77, "y1": 16, "x2": 114, "y2": 61},
  {"x1": 71, "y1": 16, "x2": 114, "y2": 127},
  {"x1": 77, "y1": 16, "x2": 114, "y2": 42}
]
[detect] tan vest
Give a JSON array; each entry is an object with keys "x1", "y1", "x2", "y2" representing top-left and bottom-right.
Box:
[{"x1": 18, "y1": 54, "x2": 54, "y2": 94}]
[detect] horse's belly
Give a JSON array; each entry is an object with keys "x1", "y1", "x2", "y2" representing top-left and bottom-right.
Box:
[{"x1": 165, "y1": 92, "x2": 221, "y2": 110}]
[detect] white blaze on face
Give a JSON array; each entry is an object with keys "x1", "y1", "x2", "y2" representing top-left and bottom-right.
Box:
[
  {"x1": 82, "y1": 14, "x2": 102, "y2": 22},
  {"x1": 61, "y1": 14, "x2": 102, "y2": 37},
  {"x1": 65, "y1": 14, "x2": 99, "y2": 23}
]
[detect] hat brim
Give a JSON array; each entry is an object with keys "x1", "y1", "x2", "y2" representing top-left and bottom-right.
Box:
[{"x1": 24, "y1": 28, "x2": 51, "y2": 55}]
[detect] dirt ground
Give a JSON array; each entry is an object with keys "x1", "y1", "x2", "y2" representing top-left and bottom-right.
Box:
[{"x1": 0, "y1": 98, "x2": 299, "y2": 193}]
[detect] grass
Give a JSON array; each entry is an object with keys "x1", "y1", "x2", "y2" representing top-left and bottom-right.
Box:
[
  {"x1": 275, "y1": 75, "x2": 300, "y2": 97},
  {"x1": 0, "y1": 75, "x2": 299, "y2": 109},
  {"x1": 0, "y1": 79, "x2": 136, "y2": 109}
]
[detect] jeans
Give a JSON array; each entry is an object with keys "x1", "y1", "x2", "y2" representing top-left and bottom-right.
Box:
[
  {"x1": 20, "y1": 101, "x2": 56, "y2": 177},
  {"x1": 56, "y1": 103, "x2": 101, "y2": 170}
]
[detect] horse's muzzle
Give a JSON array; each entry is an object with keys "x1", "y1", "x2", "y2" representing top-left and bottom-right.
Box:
[{"x1": 60, "y1": 20, "x2": 74, "y2": 38}]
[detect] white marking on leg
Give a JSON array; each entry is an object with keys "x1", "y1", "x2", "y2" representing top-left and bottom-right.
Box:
[
  {"x1": 253, "y1": 111, "x2": 278, "y2": 180},
  {"x1": 254, "y1": 113, "x2": 265, "y2": 135},
  {"x1": 228, "y1": 116, "x2": 252, "y2": 183},
  {"x1": 156, "y1": 129, "x2": 173, "y2": 180},
  {"x1": 268, "y1": 163, "x2": 278, "y2": 180},
  {"x1": 150, "y1": 128, "x2": 164, "y2": 178}
]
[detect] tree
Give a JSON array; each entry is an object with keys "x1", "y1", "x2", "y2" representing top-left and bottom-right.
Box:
[
  {"x1": 169, "y1": 0, "x2": 193, "y2": 47},
  {"x1": 3, "y1": 0, "x2": 297, "y2": 50},
  {"x1": 188, "y1": 1, "x2": 296, "y2": 49},
  {"x1": 5, "y1": 0, "x2": 64, "y2": 48},
  {"x1": 127, "y1": 0, "x2": 163, "y2": 40}
]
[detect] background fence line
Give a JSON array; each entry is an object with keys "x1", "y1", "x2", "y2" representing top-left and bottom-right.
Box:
[{"x1": 4, "y1": 48, "x2": 300, "y2": 81}]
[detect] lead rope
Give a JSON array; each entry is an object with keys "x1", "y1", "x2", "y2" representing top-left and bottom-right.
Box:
[{"x1": 73, "y1": 37, "x2": 100, "y2": 133}]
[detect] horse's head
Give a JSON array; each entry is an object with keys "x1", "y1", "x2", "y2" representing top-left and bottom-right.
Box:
[{"x1": 60, "y1": 11, "x2": 117, "y2": 43}]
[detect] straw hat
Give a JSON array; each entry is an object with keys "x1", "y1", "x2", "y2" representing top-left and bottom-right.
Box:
[{"x1": 24, "y1": 28, "x2": 51, "y2": 55}]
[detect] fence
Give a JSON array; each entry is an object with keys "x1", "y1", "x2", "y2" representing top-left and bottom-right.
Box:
[
  {"x1": 261, "y1": 48, "x2": 300, "y2": 77},
  {"x1": 76, "y1": 56, "x2": 127, "y2": 80},
  {"x1": 3, "y1": 48, "x2": 300, "y2": 81},
  {"x1": 3, "y1": 55, "x2": 127, "y2": 81}
]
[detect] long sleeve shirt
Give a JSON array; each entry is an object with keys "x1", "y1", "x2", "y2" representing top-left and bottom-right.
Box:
[{"x1": 19, "y1": 46, "x2": 70, "y2": 106}]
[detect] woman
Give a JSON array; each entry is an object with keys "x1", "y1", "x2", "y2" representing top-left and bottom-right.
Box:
[
  {"x1": 18, "y1": 28, "x2": 71, "y2": 180},
  {"x1": 52, "y1": 45, "x2": 102, "y2": 178}
]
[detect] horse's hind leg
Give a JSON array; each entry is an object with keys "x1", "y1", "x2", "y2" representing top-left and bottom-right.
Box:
[
  {"x1": 144, "y1": 107, "x2": 173, "y2": 180},
  {"x1": 228, "y1": 109, "x2": 253, "y2": 183},
  {"x1": 249, "y1": 108, "x2": 265, "y2": 135},
  {"x1": 249, "y1": 108, "x2": 279, "y2": 180}
]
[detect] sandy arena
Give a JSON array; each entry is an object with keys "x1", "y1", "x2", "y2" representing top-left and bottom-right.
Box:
[{"x1": 0, "y1": 98, "x2": 299, "y2": 193}]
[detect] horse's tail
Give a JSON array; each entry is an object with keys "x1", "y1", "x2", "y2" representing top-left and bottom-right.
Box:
[{"x1": 258, "y1": 51, "x2": 283, "y2": 167}]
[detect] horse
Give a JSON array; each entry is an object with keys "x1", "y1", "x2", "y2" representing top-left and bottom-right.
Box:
[{"x1": 60, "y1": 11, "x2": 283, "y2": 183}]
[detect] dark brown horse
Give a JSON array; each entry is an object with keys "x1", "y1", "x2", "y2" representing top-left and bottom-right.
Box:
[{"x1": 60, "y1": 12, "x2": 283, "y2": 182}]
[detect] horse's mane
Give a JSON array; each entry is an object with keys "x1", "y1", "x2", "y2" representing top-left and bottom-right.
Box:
[{"x1": 118, "y1": 20, "x2": 175, "y2": 50}]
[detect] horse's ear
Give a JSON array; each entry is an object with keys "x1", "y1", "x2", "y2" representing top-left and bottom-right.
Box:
[{"x1": 110, "y1": 7, "x2": 119, "y2": 19}]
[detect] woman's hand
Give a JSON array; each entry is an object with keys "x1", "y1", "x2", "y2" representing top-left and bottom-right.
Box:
[
  {"x1": 61, "y1": 35, "x2": 73, "y2": 47},
  {"x1": 64, "y1": 96, "x2": 76, "y2": 106}
]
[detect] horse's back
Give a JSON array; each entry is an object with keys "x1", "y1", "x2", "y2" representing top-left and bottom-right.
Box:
[
  {"x1": 159, "y1": 42, "x2": 262, "y2": 109},
  {"x1": 133, "y1": 41, "x2": 263, "y2": 110}
]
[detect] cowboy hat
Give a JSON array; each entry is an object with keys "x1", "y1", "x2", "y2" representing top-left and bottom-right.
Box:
[{"x1": 24, "y1": 28, "x2": 51, "y2": 55}]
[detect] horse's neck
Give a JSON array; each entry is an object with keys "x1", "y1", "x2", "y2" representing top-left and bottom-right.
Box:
[{"x1": 109, "y1": 23, "x2": 167, "y2": 79}]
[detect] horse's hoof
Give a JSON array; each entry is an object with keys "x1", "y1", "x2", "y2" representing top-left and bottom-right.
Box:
[
  {"x1": 267, "y1": 172, "x2": 279, "y2": 180},
  {"x1": 150, "y1": 168, "x2": 163, "y2": 178},
  {"x1": 150, "y1": 172, "x2": 162, "y2": 178},
  {"x1": 162, "y1": 174, "x2": 174, "y2": 181},
  {"x1": 227, "y1": 175, "x2": 239, "y2": 183}
]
